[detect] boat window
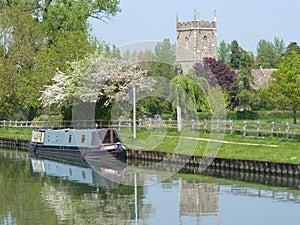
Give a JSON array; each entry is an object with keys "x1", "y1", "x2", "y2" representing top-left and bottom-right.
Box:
[
  {"x1": 81, "y1": 135, "x2": 86, "y2": 143},
  {"x1": 113, "y1": 132, "x2": 120, "y2": 143},
  {"x1": 82, "y1": 170, "x2": 86, "y2": 180},
  {"x1": 68, "y1": 135, "x2": 72, "y2": 143},
  {"x1": 103, "y1": 132, "x2": 111, "y2": 144}
]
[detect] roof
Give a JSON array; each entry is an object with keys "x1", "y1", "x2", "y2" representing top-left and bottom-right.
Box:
[{"x1": 251, "y1": 68, "x2": 277, "y2": 89}]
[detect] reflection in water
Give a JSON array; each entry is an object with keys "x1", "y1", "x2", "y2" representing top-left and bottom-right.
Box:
[
  {"x1": 30, "y1": 154, "x2": 145, "y2": 225},
  {"x1": 179, "y1": 181, "x2": 220, "y2": 224},
  {"x1": 31, "y1": 156, "x2": 125, "y2": 189},
  {"x1": 1, "y1": 151, "x2": 300, "y2": 225}
]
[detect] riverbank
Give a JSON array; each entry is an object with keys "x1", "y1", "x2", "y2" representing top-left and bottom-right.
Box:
[
  {"x1": 119, "y1": 129, "x2": 300, "y2": 164},
  {"x1": 1, "y1": 134, "x2": 300, "y2": 176},
  {"x1": 1, "y1": 127, "x2": 300, "y2": 164}
]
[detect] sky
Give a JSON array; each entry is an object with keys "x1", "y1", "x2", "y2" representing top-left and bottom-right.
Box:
[{"x1": 90, "y1": 0, "x2": 300, "y2": 54}]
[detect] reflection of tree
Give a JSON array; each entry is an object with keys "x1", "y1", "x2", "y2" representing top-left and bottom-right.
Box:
[
  {"x1": 40, "y1": 179, "x2": 147, "y2": 225},
  {"x1": 0, "y1": 154, "x2": 58, "y2": 225},
  {"x1": 0, "y1": 153, "x2": 153, "y2": 225}
]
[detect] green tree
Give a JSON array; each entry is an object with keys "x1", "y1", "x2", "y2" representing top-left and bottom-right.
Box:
[
  {"x1": 273, "y1": 37, "x2": 286, "y2": 59},
  {"x1": 261, "y1": 51, "x2": 300, "y2": 124},
  {"x1": 170, "y1": 72, "x2": 209, "y2": 118},
  {"x1": 254, "y1": 39, "x2": 278, "y2": 68},
  {"x1": 0, "y1": 0, "x2": 121, "y2": 120},
  {"x1": 0, "y1": 5, "x2": 45, "y2": 120},
  {"x1": 218, "y1": 40, "x2": 231, "y2": 64},
  {"x1": 283, "y1": 42, "x2": 300, "y2": 58},
  {"x1": 254, "y1": 38, "x2": 285, "y2": 69},
  {"x1": 229, "y1": 40, "x2": 242, "y2": 70},
  {"x1": 154, "y1": 38, "x2": 175, "y2": 65},
  {"x1": 232, "y1": 48, "x2": 256, "y2": 110},
  {"x1": 150, "y1": 38, "x2": 177, "y2": 80}
]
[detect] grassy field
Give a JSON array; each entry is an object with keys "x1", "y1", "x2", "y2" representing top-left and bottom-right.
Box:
[
  {"x1": 0, "y1": 127, "x2": 32, "y2": 139},
  {"x1": 1, "y1": 126, "x2": 300, "y2": 164},
  {"x1": 119, "y1": 128, "x2": 300, "y2": 164}
]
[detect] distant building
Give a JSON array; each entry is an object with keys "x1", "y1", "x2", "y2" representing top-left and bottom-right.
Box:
[
  {"x1": 176, "y1": 10, "x2": 217, "y2": 74},
  {"x1": 251, "y1": 68, "x2": 276, "y2": 89}
]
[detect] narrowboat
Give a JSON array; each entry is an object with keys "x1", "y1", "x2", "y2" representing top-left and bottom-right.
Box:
[{"x1": 29, "y1": 128, "x2": 127, "y2": 159}]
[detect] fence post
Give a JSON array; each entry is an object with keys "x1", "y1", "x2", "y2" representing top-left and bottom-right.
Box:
[
  {"x1": 243, "y1": 121, "x2": 247, "y2": 136},
  {"x1": 192, "y1": 119, "x2": 195, "y2": 130},
  {"x1": 229, "y1": 120, "x2": 233, "y2": 135},
  {"x1": 286, "y1": 122, "x2": 289, "y2": 139},
  {"x1": 138, "y1": 119, "x2": 142, "y2": 128},
  {"x1": 203, "y1": 119, "x2": 207, "y2": 133},
  {"x1": 257, "y1": 121, "x2": 261, "y2": 136},
  {"x1": 271, "y1": 122, "x2": 275, "y2": 137}
]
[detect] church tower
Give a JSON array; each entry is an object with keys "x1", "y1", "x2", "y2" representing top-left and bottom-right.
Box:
[{"x1": 176, "y1": 10, "x2": 217, "y2": 74}]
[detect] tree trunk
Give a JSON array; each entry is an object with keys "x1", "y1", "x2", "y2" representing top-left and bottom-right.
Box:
[{"x1": 293, "y1": 110, "x2": 297, "y2": 124}]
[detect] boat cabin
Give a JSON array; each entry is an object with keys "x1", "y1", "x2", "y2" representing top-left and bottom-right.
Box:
[{"x1": 31, "y1": 128, "x2": 123, "y2": 148}]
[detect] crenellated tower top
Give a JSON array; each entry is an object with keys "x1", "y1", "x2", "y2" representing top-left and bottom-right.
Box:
[{"x1": 176, "y1": 10, "x2": 217, "y2": 74}]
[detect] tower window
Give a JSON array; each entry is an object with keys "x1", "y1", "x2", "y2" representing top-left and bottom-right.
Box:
[{"x1": 203, "y1": 36, "x2": 207, "y2": 41}]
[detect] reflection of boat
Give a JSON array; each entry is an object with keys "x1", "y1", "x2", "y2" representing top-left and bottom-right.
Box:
[
  {"x1": 30, "y1": 154, "x2": 126, "y2": 189},
  {"x1": 29, "y1": 128, "x2": 127, "y2": 159}
]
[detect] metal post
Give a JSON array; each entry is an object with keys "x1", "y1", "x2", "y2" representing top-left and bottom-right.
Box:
[{"x1": 133, "y1": 86, "x2": 136, "y2": 139}]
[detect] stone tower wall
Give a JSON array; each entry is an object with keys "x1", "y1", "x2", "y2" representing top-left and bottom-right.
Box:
[{"x1": 176, "y1": 11, "x2": 217, "y2": 74}]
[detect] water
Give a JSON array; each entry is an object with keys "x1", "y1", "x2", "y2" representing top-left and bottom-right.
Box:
[{"x1": 1, "y1": 150, "x2": 300, "y2": 225}]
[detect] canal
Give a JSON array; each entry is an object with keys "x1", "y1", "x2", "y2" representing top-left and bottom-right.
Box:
[{"x1": 1, "y1": 150, "x2": 300, "y2": 225}]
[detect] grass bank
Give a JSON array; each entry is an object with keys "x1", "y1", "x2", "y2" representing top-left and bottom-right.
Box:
[
  {"x1": 119, "y1": 128, "x2": 300, "y2": 164},
  {"x1": 0, "y1": 127, "x2": 32, "y2": 139},
  {"x1": 1, "y1": 127, "x2": 300, "y2": 164}
]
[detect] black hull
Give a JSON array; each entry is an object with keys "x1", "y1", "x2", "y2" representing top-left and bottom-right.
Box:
[{"x1": 29, "y1": 142, "x2": 127, "y2": 160}]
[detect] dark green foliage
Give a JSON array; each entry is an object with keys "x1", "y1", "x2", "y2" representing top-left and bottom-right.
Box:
[
  {"x1": 137, "y1": 97, "x2": 172, "y2": 119},
  {"x1": 229, "y1": 40, "x2": 242, "y2": 69},
  {"x1": 229, "y1": 42, "x2": 256, "y2": 111},
  {"x1": 282, "y1": 42, "x2": 300, "y2": 58},
  {"x1": 197, "y1": 110, "x2": 297, "y2": 122}
]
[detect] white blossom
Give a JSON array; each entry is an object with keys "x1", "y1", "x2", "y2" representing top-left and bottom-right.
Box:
[{"x1": 40, "y1": 53, "x2": 150, "y2": 108}]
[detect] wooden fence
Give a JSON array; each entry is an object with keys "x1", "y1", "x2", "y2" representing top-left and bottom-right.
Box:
[{"x1": 1, "y1": 119, "x2": 300, "y2": 138}]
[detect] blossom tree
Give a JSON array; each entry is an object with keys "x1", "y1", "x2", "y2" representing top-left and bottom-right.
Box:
[{"x1": 40, "y1": 53, "x2": 148, "y2": 120}]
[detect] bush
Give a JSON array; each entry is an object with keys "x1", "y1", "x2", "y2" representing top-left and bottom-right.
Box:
[{"x1": 196, "y1": 110, "x2": 295, "y2": 122}]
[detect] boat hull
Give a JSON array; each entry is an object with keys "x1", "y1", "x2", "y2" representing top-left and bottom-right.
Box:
[{"x1": 29, "y1": 142, "x2": 127, "y2": 160}]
